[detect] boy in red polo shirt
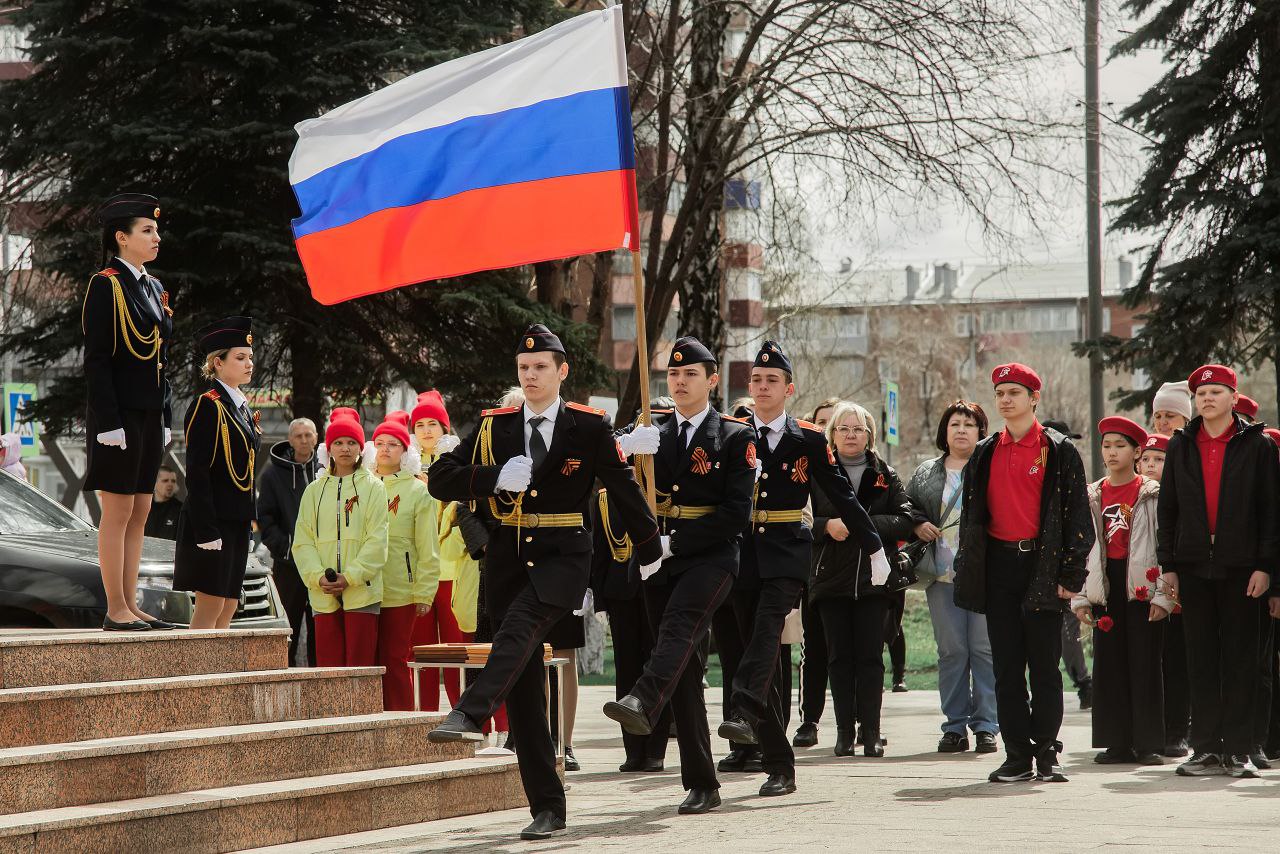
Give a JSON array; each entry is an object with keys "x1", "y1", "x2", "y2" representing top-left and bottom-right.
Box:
[
  {"x1": 953, "y1": 363, "x2": 1094, "y2": 783},
  {"x1": 1157, "y1": 365, "x2": 1280, "y2": 778}
]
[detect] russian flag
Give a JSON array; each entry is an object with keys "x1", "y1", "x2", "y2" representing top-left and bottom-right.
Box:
[{"x1": 289, "y1": 8, "x2": 638, "y2": 305}]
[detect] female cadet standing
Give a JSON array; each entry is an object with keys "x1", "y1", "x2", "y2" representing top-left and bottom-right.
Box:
[
  {"x1": 368, "y1": 412, "x2": 441, "y2": 711},
  {"x1": 82, "y1": 193, "x2": 174, "y2": 631},
  {"x1": 173, "y1": 317, "x2": 260, "y2": 629},
  {"x1": 293, "y1": 410, "x2": 389, "y2": 666}
]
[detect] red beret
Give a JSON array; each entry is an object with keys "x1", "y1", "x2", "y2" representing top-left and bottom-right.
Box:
[
  {"x1": 1140, "y1": 433, "x2": 1170, "y2": 455},
  {"x1": 411, "y1": 389, "x2": 451, "y2": 431},
  {"x1": 325, "y1": 409, "x2": 365, "y2": 449},
  {"x1": 1265, "y1": 428, "x2": 1280, "y2": 450},
  {"x1": 1234, "y1": 394, "x2": 1259, "y2": 419},
  {"x1": 1188, "y1": 364, "x2": 1237, "y2": 392},
  {"x1": 1099, "y1": 416, "x2": 1147, "y2": 448},
  {"x1": 991, "y1": 363, "x2": 1041, "y2": 393},
  {"x1": 372, "y1": 416, "x2": 411, "y2": 450}
]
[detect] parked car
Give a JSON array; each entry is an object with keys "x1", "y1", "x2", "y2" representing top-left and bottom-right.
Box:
[{"x1": 0, "y1": 468, "x2": 288, "y2": 629}]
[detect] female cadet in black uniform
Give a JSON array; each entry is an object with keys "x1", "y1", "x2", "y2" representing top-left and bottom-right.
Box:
[
  {"x1": 173, "y1": 317, "x2": 260, "y2": 629},
  {"x1": 82, "y1": 193, "x2": 175, "y2": 631}
]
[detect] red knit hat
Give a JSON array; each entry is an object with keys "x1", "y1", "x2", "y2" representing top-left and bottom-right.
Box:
[
  {"x1": 1234, "y1": 394, "x2": 1259, "y2": 419},
  {"x1": 386, "y1": 409, "x2": 411, "y2": 429},
  {"x1": 1265, "y1": 428, "x2": 1280, "y2": 450},
  {"x1": 412, "y1": 389, "x2": 450, "y2": 431},
  {"x1": 991, "y1": 363, "x2": 1041, "y2": 393},
  {"x1": 1188, "y1": 364, "x2": 1237, "y2": 392},
  {"x1": 1140, "y1": 433, "x2": 1170, "y2": 455},
  {"x1": 372, "y1": 416, "x2": 411, "y2": 450},
  {"x1": 1099, "y1": 416, "x2": 1146, "y2": 448},
  {"x1": 325, "y1": 409, "x2": 365, "y2": 449}
]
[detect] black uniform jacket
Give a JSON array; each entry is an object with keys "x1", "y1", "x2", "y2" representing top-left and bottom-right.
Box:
[
  {"x1": 740, "y1": 415, "x2": 882, "y2": 586},
  {"x1": 81, "y1": 257, "x2": 173, "y2": 429},
  {"x1": 621, "y1": 407, "x2": 756, "y2": 583},
  {"x1": 429, "y1": 400, "x2": 662, "y2": 611},
  {"x1": 590, "y1": 489, "x2": 641, "y2": 603},
  {"x1": 182, "y1": 382, "x2": 260, "y2": 542}
]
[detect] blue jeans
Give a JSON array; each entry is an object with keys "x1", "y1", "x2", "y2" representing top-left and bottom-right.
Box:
[{"x1": 926, "y1": 581, "x2": 998, "y2": 736}]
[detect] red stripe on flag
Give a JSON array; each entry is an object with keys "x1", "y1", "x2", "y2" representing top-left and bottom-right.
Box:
[{"x1": 295, "y1": 170, "x2": 639, "y2": 305}]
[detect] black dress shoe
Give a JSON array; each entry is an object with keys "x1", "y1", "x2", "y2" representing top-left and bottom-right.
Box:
[
  {"x1": 603, "y1": 695, "x2": 652, "y2": 736},
  {"x1": 520, "y1": 810, "x2": 566, "y2": 840},
  {"x1": 717, "y1": 746, "x2": 759, "y2": 772},
  {"x1": 563, "y1": 746, "x2": 580, "y2": 772},
  {"x1": 938, "y1": 732, "x2": 969, "y2": 753},
  {"x1": 759, "y1": 773, "x2": 797, "y2": 796},
  {"x1": 856, "y1": 724, "x2": 887, "y2": 747},
  {"x1": 1162, "y1": 739, "x2": 1189, "y2": 758},
  {"x1": 619, "y1": 757, "x2": 665, "y2": 772},
  {"x1": 975, "y1": 732, "x2": 999, "y2": 754},
  {"x1": 718, "y1": 716, "x2": 758, "y2": 745},
  {"x1": 677, "y1": 788, "x2": 721, "y2": 815},
  {"x1": 863, "y1": 740, "x2": 885, "y2": 758},
  {"x1": 1094, "y1": 747, "x2": 1137, "y2": 764},
  {"x1": 1135, "y1": 751, "x2": 1164, "y2": 765},
  {"x1": 103, "y1": 616, "x2": 150, "y2": 631},
  {"x1": 1250, "y1": 751, "x2": 1272, "y2": 771},
  {"x1": 834, "y1": 728, "x2": 856, "y2": 757},
  {"x1": 145, "y1": 619, "x2": 176, "y2": 630},
  {"x1": 427, "y1": 709, "x2": 484, "y2": 743},
  {"x1": 892, "y1": 681, "x2": 909, "y2": 693},
  {"x1": 792, "y1": 722, "x2": 819, "y2": 747}
]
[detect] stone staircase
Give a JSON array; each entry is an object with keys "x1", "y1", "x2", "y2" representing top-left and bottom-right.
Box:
[{"x1": 0, "y1": 629, "x2": 523, "y2": 853}]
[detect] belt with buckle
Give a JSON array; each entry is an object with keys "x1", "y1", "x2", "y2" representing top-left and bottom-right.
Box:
[
  {"x1": 657, "y1": 504, "x2": 715, "y2": 520},
  {"x1": 751, "y1": 509, "x2": 805, "y2": 524},
  {"x1": 992, "y1": 537, "x2": 1040, "y2": 552},
  {"x1": 499, "y1": 512, "x2": 584, "y2": 529}
]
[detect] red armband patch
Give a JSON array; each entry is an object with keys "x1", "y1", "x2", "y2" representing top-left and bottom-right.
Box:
[{"x1": 745, "y1": 442, "x2": 757, "y2": 468}]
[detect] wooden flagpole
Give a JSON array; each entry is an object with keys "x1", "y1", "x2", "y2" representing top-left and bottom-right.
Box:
[{"x1": 631, "y1": 249, "x2": 657, "y2": 515}]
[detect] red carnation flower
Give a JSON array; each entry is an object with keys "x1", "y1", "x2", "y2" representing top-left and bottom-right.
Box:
[
  {"x1": 1173, "y1": 603, "x2": 1182, "y2": 615},
  {"x1": 1135, "y1": 586, "x2": 1150, "y2": 601},
  {"x1": 1146, "y1": 567, "x2": 1160, "y2": 583},
  {"x1": 1096, "y1": 616, "x2": 1114, "y2": 632}
]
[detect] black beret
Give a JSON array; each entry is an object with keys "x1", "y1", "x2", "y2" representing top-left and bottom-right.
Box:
[
  {"x1": 517, "y1": 323, "x2": 566, "y2": 356},
  {"x1": 97, "y1": 193, "x2": 160, "y2": 224},
  {"x1": 668, "y1": 336, "x2": 716, "y2": 368},
  {"x1": 752, "y1": 340, "x2": 792, "y2": 374},
  {"x1": 197, "y1": 316, "x2": 253, "y2": 354}
]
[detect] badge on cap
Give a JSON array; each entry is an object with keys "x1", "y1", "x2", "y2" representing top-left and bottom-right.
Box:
[
  {"x1": 998, "y1": 366, "x2": 1011, "y2": 378},
  {"x1": 1146, "y1": 436, "x2": 1157, "y2": 447},
  {"x1": 153, "y1": 207, "x2": 161, "y2": 219},
  {"x1": 246, "y1": 333, "x2": 253, "y2": 345},
  {"x1": 673, "y1": 351, "x2": 683, "y2": 362},
  {"x1": 1201, "y1": 369, "x2": 1213, "y2": 381},
  {"x1": 526, "y1": 337, "x2": 535, "y2": 349},
  {"x1": 761, "y1": 353, "x2": 769, "y2": 362}
]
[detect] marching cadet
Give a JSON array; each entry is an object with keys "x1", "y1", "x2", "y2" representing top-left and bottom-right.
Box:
[
  {"x1": 82, "y1": 193, "x2": 175, "y2": 631},
  {"x1": 172, "y1": 317, "x2": 260, "y2": 629},
  {"x1": 717, "y1": 342, "x2": 884, "y2": 797},
  {"x1": 604, "y1": 336, "x2": 756, "y2": 817},
  {"x1": 368, "y1": 413, "x2": 440, "y2": 711},
  {"x1": 426, "y1": 324, "x2": 662, "y2": 842}
]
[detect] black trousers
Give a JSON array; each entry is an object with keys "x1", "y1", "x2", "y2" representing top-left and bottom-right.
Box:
[
  {"x1": 456, "y1": 581, "x2": 567, "y2": 819},
  {"x1": 818, "y1": 595, "x2": 890, "y2": 737},
  {"x1": 605, "y1": 594, "x2": 672, "y2": 764},
  {"x1": 1162, "y1": 611, "x2": 1191, "y2": 743},
  {"x1": 272, "y1": 556, "x2": 315, "y2": 667},
  {"x1": 1268, "y1": 621, "x2": 1280, "y2": 753},
  {"x1": 1090, "y1": 559, "x2": 1165, "y2": 752},
  {"x1": 888, "y1": 590, "x2": 907, "y2": 682},
  {"x1": 711, "y1": 596, "x2": 749, "y2": 753},
  {"x1": 636, "y1": 566, "x2": 734, "y2": 791},
  {"x1": 728, "y1": 577, "x2": 803, "y2": 775},
  {"x1": 797, "y1": 596, "x2": 828, "y2": 725},
  {"x1": 1254, "y1": 616, "x2": 1277, "y2": 751},
  {"x1": 984, "y1": 546, "x2": 1063, "y2": 759},
  {"x1": 1179, "y1": 572, "x2": 1269, "y2": 756}
]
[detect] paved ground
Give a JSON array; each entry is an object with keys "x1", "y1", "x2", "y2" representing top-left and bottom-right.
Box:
[{"x1": 245, "y1": 685, "x2": 1279, "y2": 853}]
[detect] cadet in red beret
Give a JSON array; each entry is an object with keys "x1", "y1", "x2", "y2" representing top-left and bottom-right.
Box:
[
  {"x1": 1138, "y1": 434, "x2": 1170, "y2": 482},
  {"x1": 954, "y1": 363, "x2": 1093, "y2": 784},
  {"x1": 1159, "y1": 364, "x2": 1280, "y2": 777}
]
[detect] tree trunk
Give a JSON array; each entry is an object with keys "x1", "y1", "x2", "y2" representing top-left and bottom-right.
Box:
[
  {"x1": 534, "y1": 259, "x2": 573, "y2": 318},
  {"x1": 287, "y1": 306, "x2": 324, "y2": 425}
]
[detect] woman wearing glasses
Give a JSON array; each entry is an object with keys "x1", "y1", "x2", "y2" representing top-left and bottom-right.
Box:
[
  {"x1": 905, "y1": 401, "x2": 999, "y2": 755},
  {"x1": 809, "y1": 401, "x2": 913, "y2": 757}
]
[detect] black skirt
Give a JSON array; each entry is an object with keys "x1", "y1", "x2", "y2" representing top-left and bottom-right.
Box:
[
  {"x1": 83, "y1": 407, "x2": 164, "y2": 495},
  {"x1": 173, "y1": 511, "x2": 251, "y2": 599},
  {"x1": 1090, "y1": 557, "x2": 1166, "y2": 751},
  {"x1": 546, "y1": 610, "x2": 586, "y2": 650}
]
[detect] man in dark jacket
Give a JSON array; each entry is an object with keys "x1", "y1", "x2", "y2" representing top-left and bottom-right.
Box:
[
  {"x1": 954, "y1": 363, "x2": 1093, "y2": 784},
  {"x1": 1157, "y1": 364, "x2": 1280, "y2": 779},
  {"x1": 256, "y1": 417, "x2": 320, "y2": 667}
]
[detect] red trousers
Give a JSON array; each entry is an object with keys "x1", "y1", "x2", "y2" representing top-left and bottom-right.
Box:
[
  {"x1": 314, "y1": 609, "x2": 378, "y2": 667},
  {"x1": 377, "y1": 604, "x2": 418, "y2": 711}
]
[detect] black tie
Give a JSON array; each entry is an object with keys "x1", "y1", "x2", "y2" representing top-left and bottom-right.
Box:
[
  {"x1": 528, "y1": 416, "x2": 549, "y2": 469},
  {"x1": 757, "y1": 426, "x2": 771, "y2": 460},
  {"x1": 239, "y1": 402, "x2": 252, "y2": 426},
  {"x1": 678, "y1": 420, "x2": 691, "y2": 455}
]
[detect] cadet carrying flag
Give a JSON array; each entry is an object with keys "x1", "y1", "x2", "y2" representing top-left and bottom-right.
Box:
[{"x1": 288, "y1": 8, "x2": 639, "y2": 305}]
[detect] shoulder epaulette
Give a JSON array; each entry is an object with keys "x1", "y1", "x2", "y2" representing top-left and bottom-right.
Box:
[
  {"x1": 797, "y1": 420, "x2": 824, "y2": 433},
  {"x1": 721, "y1": 414, "x2": 749, "y2": 424},
  {"x1": 96, "y1": 267, "x2": 120, "y2": 278},
  {"x1": 202, "y1": 389, "x2": 222, "y2": 402},
  {"x1": 480, "y1": 405, "x2": 520, "y2": 417},
  {"x1": 566, "y1": 401, "x2": 606, "y2": 416}
]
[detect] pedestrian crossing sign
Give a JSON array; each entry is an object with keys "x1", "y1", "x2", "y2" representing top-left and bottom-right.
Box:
[{"x1": 3, "y1": 383, "x2": 39, "y2": 458}]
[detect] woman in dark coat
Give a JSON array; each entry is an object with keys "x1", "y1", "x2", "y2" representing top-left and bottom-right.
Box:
[{"x1": 810, "y1": 400, "x2": 914, "y2": 757}]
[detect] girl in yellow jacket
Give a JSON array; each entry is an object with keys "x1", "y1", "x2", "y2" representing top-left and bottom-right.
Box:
[
  {"x1": 368, "y1": 412, "x2": 441, "y2": 711},
  {"x1": 292, "y1": 409, "x2": 388, "y2": 667}
]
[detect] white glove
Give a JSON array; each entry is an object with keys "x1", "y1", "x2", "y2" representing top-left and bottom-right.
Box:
[
  {"x1": 639, "y1": 535, "x2": 673, "y2": 581},
  {"x1": 163, "y1": 427, "x2": 172, "y2": 447},
  {"x1": 495, "y1": 455, "x2": 534, "y2": 492},
  {"x1": 754, "y1": 459, "x2": 763, "y2": 481},
  {"x1": 572, "y1": 590, "x2": 592, "y2": 617},
  {"x1": 618, "y1": 425, "x2": 661, "y2": 456},
  {"x1": 435, "y1": 434, "x2": 461, "y2": 454},
  {"x1": 197, "y1": 539, "x2": 223, "y2": 551},
  {"x1": 96, "y1": 428, "x2": 127, "y2": 449},
  {"x1": 870, "y1": 549, "x2": 891, "y2": 586}
]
